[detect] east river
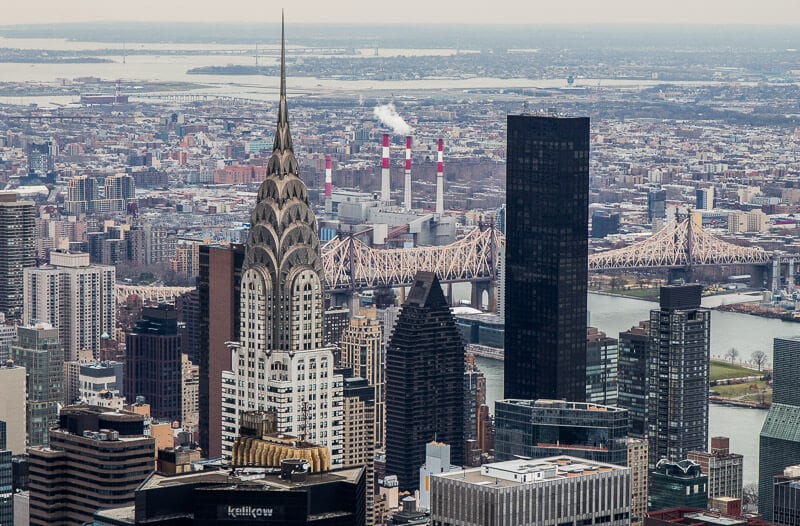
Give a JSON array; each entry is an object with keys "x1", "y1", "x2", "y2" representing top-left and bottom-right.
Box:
[{"x1": 472, "y1": 292, "x2": 800, "y2": 485}]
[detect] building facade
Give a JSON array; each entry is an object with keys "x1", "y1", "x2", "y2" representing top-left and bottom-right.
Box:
[
  {"x1": 649, "y1": 459, "x2": 708, "y2": 512},
  {"x1": 223, "y1": 35, "x2": 343, "y2": 465},
  {"x1": 759, "y1": 336, "x2": 800, "y2": 521},
  {"x1": 0, "y1": 422, "x2": 12, "y2": 526},
  {"x1": 342, "y1": 375, "x2": 376, "y2": 526},
  {"x1": 28, "y1": 405, "x2": 155, "y2": 526},
  {"x1": 587, "y1": 326, "x2": 619, "y2": 406},
  {"x1": 10, "y1": 323, "x2": 63, "y2": 447},
  {"x1": 688, "y1": 436, "x2": 743, "y2": 502},
  {"x1": 504, "y1": 115, "x2": 589, "y2": 402},
  {"x1": 647, "y1": 285, "x2": 710, "y2": 466},
  {"x1": 0, "y1": 194, "x2": 36, "y2": 320},
  {"x1": 340, "y1": 307, "x2": 385, "y2": 449},
  {"x1": 618, "y1": 321, "x2": 650, "y2": 439},
  {"x1": 430, "y1": 457, "x2": 630, "y2": 526},
  {"x1": 23, "y1": 251, "x2": 115, "y2": 361},
  {"x1": 385, "y1": 271, "x2": 465, "y2": 491},
  {"x1": 773, "y1": 465, "x2": 800, "y2": 526},
  {"x1": 494, "y1": 399, "x2": 629, "y2": 466},
  {"x1": 0, "y1": 362, "x2": 27, "y2": 455},
  {"x1": 125, "y1": 304, "x2": 184, "y2": 422},
  {"x1": 628, "y1": 438, "x2": 649, "y2": 526}
]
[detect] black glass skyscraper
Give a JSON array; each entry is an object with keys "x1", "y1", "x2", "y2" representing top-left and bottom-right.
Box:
[
  {"x1": 504, "y1": 115, "x2": 590, "y2": 402},
  {"x1": 385, "y1": 271, "x2": 464, "y2": 491}
]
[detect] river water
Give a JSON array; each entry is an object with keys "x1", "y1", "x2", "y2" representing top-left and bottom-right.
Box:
[{"x1": 472, "y1": 292, "x2": 800, "y2": 485}]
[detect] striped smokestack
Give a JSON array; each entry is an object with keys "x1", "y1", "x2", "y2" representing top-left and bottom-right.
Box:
[
  {"x1": 404, "y1": 136, "x2": 412, "y2": 210},
  {"x1": 381, "y1": 133, "x2": 391, "y2": 203},
  {"x1": 436, "y1": 138, "x2": 444, "y2": 215},
  {"x1": 325, "y1": 154, "x2": 332, "y2": 197}
]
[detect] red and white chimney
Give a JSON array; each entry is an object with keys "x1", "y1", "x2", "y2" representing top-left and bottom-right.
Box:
[
  {"x1": 325, "y1": 155, "x2": 332, "y2": 198},
  {"x1": 436, "y1": 138, "x2": 444, "y2": 215},
  {"x1": 404, "y1": 136, "x2": 412, "y2": 210},
  {"x1": 381, "y1": 133, "x2": 391, "y2": 203}
]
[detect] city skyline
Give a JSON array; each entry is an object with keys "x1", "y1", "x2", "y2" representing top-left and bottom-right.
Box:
[{"x1": 1, "y1": 1, "x2": 800, "y2": 26}]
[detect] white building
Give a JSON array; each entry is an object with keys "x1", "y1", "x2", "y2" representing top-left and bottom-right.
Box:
[
  {"x1": 221, "y1": 40, "x2": 343, "y2": 465},
  {"x1": 23, "y1": 251, "x2": 115, "y2": 361},
  {"x1": 0, "y1": 362, "x2": 27, "y2": 454}
]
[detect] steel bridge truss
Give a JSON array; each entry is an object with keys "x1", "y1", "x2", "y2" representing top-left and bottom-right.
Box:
[
  {"x1": 589, "y1": 218, "x2": 771, "y2": 270},
  {"x1": 116, "y1": 284, "x2": 194, "y2": 304},
  {"x1": 322, "y1": 226, "x2": 504, "y2": 291}
]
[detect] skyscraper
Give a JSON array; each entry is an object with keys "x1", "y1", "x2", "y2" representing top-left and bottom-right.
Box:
[
  {"x1": 23, "y1": 251, "x2": 115, "y2": 361},
  {"x1": 759, "y1": 336, "x2": 800, "y2": 521},
  {"x1": 125, "y1": 304, "x2": 183, "y2": 422},
  {"x1": 340, "y1": 307, "x2": 384, "y2": 449},
  {"x1": 586, "y1": 326, "x2": 619, "y2": 406},
  {"x1": 0, "y1": 194, "x2": 36, "y2": 320},
  {"x1": 647, "y1": 285, "x2": 710, "y2": 467},
  {"x1": 223, "y1": 19, "x2": 343, "y2": 464},
  {"x1": 385, "y1": 271, "x2": 465, "y2": 491},
  {"x1": 10, "y1": 323, "x2": 63, "y2": 447},
  {"x1": 618, "y1": 321, "x2": 650, "y2": 439},
  {"x1": 504, "y1": 115, "x2": 589, "y2": 401},
  {"x1": 0, "y1": 362, "x2": 27, "y2": 455}
]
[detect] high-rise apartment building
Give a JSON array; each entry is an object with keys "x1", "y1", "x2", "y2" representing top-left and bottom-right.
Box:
[
  {"x1": 494, "y1": 399, "x2": 629, "y2": 466},
  {"x1": 587, "y1": 326, "x2": 619, "y2": 406},
  {"x1": 688, "y1": 436, "x2": 743, "y2": 502},
  {"x1": 618, "y1": 321, "x2": 650, "y2": 439},
  {"x1": 64, "y1": 175, "x2": 99, "y2": 215},
  {"x1": 0, "y1": 362, "x2": 27, "y2": 455},
  {"x1": 26, "y1": 140, "x2": 55, "y2": 177},
  {"x1": 23, "y1": 251, "x2": 115, "y2": 361},
  {"x1": 28, "y1": 405, "x2": 155, "y2": 526},
  {"x1": 696, "y1": 187, "x2": 715, "y2": 210},
  {"x1": 10, "y1": 323, "x2": 63, "y2": 447},
  {"x1": 386, "y1": 271, "x2": 465, "y2": 491},
  {"x1": 198, "y1": 242, "x2": 244, "y2": 458},
  {"x1": 647, "y1": 285, "x2": 710, "y2": 467},
  {"x1": 504, "y1": 115, "x2": 589, "y2": 401},
  {"x1": 628, "y1": 438, "x2": 649, "y2": 526},
  {"x1": 648, "y1": 189, "x2": 667, "y2": 222},
  {"x1": 340, "y1": 307, "x2": 384, "y2": 448},
  {"x1": 223, "y1": 26, "x2": 343, "y2": 465},
  {"x1": 431, "y1": 457, "x2": 630, "y2": 526},
  {"x1": 342, "y1": 375, "x2": 376, "y2": 526},
  {"x1": 0, "y1": 193, "x2": 36, "y2": 320},
  {"x1": 759, "y1": 336, "x2": 800, "y2": 521},
  {"x1": 181, "y1": 353, "x2": 199, "y2": 433},
  {"x1": 125, "y1": 304, "x2": 183, "y2": 422}
]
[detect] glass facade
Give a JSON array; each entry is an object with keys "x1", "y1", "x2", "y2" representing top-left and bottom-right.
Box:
[
  {"x1": 618, "y1": 321, "x2": 649, "y2": 439},
  {"x1": 504, "y1": 115, "x2": 590, "y2": 402},
  {"x1": 494, "y1": 399, "x2": 629, "y2": 466},
  {"x1": 649, "y1": 459, "x2": 708, "y2": 511}
]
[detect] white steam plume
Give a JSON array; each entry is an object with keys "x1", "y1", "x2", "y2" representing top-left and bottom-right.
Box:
[{"x1": 373, "y1": 103, "x2": 413, "y2": 136}]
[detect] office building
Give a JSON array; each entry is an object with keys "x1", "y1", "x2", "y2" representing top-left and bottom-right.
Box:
[
  {"x1": 323, "y1": 305, "x2": 350, "y2": 348},
  {"x1": 223, "y1": 29, "x2": 343, "y2": 466},
  {"x1": 645, "y1": 508, "x2": 769, "y2": 526},
  {"x1": 688, "y1": 437, "x2": 743, "y2": 502},
  {"x1": 430, "y1": 456, "x2": 630, "y2": 526},
  {"x1": 587, "y1": 326, "x2": 619, "y2": 406},
  {"x1": 629, "y1": 438, "x2": 650, "y2": 526},
  {"x1": 648, "y1": 285, "x2": 710, "y2": 466},
  {"x1": 340, "y1": 307, "x2": 384, "y2": 448},
  {"x1": 504, "y1": 115, "x2": 589, "y2": 402},
  {"x1": 342, "y1": 375, "x2": 376, "y2": 526},
  {"x1": 592, "y1": 210, "x2": 621, "y2": 238},
  {"x1": 125, "y1": 304, "x2": 183, "y2": 422},
  {"x1": 28, "y1": 405, "x2": 155, "y2": 526},
  {"x1": 0, "y1": 194, "x2": 36, "y2": 320},
  {"x1": 0, "y1": 362, "x2": 26, "y2": 455},
  {"x1": 10, "y1": 323, "x2": 63, "y2": 447},
  {"x1": 773, "y1": 465, "x2": 800, "y2": 526},
  {"x1": 27, "y1": 140, "x2": 55, "y2": 177},
  {"x1": 182, "y1": 354, "x2": 199, "y2": 433},
  {"x1": 649, "y1": 459, "x2": 708, "y2": 511},
  {"x1": 93, "y1": 463, "x2": 366, "y2": 526},
  {"x1": 23, "y1": 251, "x2": 115, "y2": 361},
  {"x1": 759, "y1": 336, "x2": 800, "y2": 521},
  {"x1": 198, "y1": 242, "x2": 244, "y2": 458},
  {"x1": 494, "y1": 399, "x2": 629, "y2": 466},
  {"x1": 619, "y1": 321, "x2": 650, "y2": 439},
  {"x1": 386, "y1": 271, "x2": 465, "y2": 491}
]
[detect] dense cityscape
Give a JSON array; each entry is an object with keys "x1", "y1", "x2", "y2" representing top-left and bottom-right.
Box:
[{"x1": 1, "y1": 9, "x2": 800, "y2": 526}]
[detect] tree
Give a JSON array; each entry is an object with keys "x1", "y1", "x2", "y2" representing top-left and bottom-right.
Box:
[
  {"x1": 725, "y1": 347, "x2": 739, "y2": 363},
  {"x1": 742, "y1": 483, "x2": 758, "y2": 511},
  {"x1": 751, "y1": 350, "x2": 768, "y2": 372}
]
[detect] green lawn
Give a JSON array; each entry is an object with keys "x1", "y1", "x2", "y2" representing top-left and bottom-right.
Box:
[
  {"x1": 614, "y1": 288, "x2": 660, "y2": 299},
  {"x1": 711, "y1": 380, "x2": 768, "y2": 398},
  {"x1": 710, "y1": 359, "x2": 761, "y2": 382}
]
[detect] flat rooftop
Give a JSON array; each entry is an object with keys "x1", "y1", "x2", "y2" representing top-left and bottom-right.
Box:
[{"x1": 436, "y1": 456, "x2": 626, "y2": 488}]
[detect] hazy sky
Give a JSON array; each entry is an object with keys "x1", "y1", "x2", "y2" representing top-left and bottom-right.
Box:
[{"x1": 3, "y1": 0, "x2": 800, "y2": 26}]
